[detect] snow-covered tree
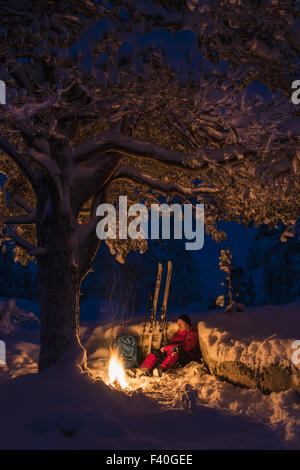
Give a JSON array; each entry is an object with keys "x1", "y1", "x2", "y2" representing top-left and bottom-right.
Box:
[
  {"x1": 0, "y1": 0, "x2": 299, "y2": 370},
  {"x1": 217, "y1": 247, "x2": 244, "y2": 313}
]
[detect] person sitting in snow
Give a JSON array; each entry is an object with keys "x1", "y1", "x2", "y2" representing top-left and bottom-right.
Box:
[{"x1": 137, "y1": 315, "x2": 200, "y2": 377}]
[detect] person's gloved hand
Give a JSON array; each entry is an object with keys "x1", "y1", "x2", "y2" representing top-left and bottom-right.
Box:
[{"x1": 162, "y1": 344, "x2": 178, "y2": 354}]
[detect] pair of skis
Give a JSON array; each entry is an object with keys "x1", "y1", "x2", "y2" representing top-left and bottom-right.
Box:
[{"x1": 142, "y1": 261, "x2": 173, "y2": 357}]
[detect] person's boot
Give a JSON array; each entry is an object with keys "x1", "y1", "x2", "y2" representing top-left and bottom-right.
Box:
[
  {"x1": 126, "y1": 368, "x2": 137, "y2": 378},
  {"x1": 136, "y1": 366, "x2": 149, "y2": 378},
  {"x1": 139, "y1": 353, "x2": 158, "y2": 371},
  {"x1": 152, "y1": 367, "x2": 163, "y2": 378}
]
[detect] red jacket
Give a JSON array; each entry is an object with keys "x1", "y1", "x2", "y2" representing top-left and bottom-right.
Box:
[{"x1": 164, "y1": 325, "x2": 199, "y2": 360}]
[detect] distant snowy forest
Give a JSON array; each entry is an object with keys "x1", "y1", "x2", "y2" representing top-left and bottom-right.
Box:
[{"x1": 2, "y1": 222, "x2": 300, "y2": 317}]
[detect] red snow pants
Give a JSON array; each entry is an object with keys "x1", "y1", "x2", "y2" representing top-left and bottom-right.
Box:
[{"x1": 140, "y1": 348, "x2": 179, "y2": 372}]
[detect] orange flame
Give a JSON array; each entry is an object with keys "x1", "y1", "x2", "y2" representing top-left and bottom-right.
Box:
[{"x1": 108, "y1": 352, "x2": 128, "y2": 389}]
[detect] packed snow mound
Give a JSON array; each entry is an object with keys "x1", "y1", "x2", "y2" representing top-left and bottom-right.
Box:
[
  {"x1": 0, "y1": 340, "x2": 39, "y2": 383},
  {"x1": 0, "y1": 299, "x2": 39, "y2": 335},
  {"x1": 198, "y1": 302, "x2": 300, "y2": 370}
]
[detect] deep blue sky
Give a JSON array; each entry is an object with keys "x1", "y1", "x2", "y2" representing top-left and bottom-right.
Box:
[{"x1": 195, "y1": 222, "x2": 257, "y2": 293}]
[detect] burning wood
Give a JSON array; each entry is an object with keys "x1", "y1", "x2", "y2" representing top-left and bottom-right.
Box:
[{"x1": 107, "y1": 352, "x2": 129, "y2": 390}]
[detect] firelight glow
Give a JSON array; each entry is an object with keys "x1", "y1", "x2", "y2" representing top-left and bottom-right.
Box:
[{"x1": 108, "y1": 352, "x2": 128, "y2": 389}]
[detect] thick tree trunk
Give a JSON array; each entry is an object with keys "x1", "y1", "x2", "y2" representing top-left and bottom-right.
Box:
[
  {"x1": 36, "y1": 205, "x2": 87, "y2": 371},
  {"x1": 34, "y1": 156, "x2": 105, "y2": 371},
  {"x1": 37, "y1": 250, "x2": 86, "y2": 371}
]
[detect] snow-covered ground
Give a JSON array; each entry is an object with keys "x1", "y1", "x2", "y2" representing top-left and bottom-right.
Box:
[
  {"x1": 197, "y1": 302, "x2": 300, "y2": 369},
  {"x1": 0, "y1": 360, "x2": 288, "y2": 450},
  {"x1": 0, "y1": 299, "x2": 300, "y2": 449}
]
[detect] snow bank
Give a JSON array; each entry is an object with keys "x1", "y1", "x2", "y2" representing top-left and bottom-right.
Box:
[
  {"x1": 198, "y1": 303, "x2": 300, "y2": 394},
  {"x1": 0, "y1": 340, "x2": 39, "y2": 383},
  {"x1": 0, "y1": 299, "x2": 40, "y2": 383}
]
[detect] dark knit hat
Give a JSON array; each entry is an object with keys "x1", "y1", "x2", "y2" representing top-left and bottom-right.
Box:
[{"x1": 178, "y1": 314, "x2": 192, "y2": 327}]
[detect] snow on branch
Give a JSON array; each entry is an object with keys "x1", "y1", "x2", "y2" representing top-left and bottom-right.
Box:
[
  {"x1": 73, "y1": 129, "x2": 200, "y2": 168},
  {"x1": 73, "y1": 127, "x2": 250, "y2": 174},
  {"x1": 111, "y1": 165, "x2": 220, "y2": 198},
  {"x1": 4, "y1": 93, "x2": 59, "y2": 120}
]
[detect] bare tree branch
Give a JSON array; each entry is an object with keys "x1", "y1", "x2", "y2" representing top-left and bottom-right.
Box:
[
  {"x1": 3, "y1": 213, "x2": 36, "y2": 224},
  {"x1": 73, "y1": 213, "x2": 101, "y2": 279},
  {"x1": 9, "y1": 229, "x2": 48, "y2": 257},
  {"x1": 12, "y1": 195, "x2": 36, "y2": 214}
]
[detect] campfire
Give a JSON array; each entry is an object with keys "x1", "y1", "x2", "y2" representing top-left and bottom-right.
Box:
[{"x1": 107, "y1": 351, "x2": 129, "y2": 390}]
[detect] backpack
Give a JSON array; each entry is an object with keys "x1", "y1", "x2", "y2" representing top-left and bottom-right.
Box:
[{"x1": 116, "y1": 335, "x2": 138, "y2": 368}]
